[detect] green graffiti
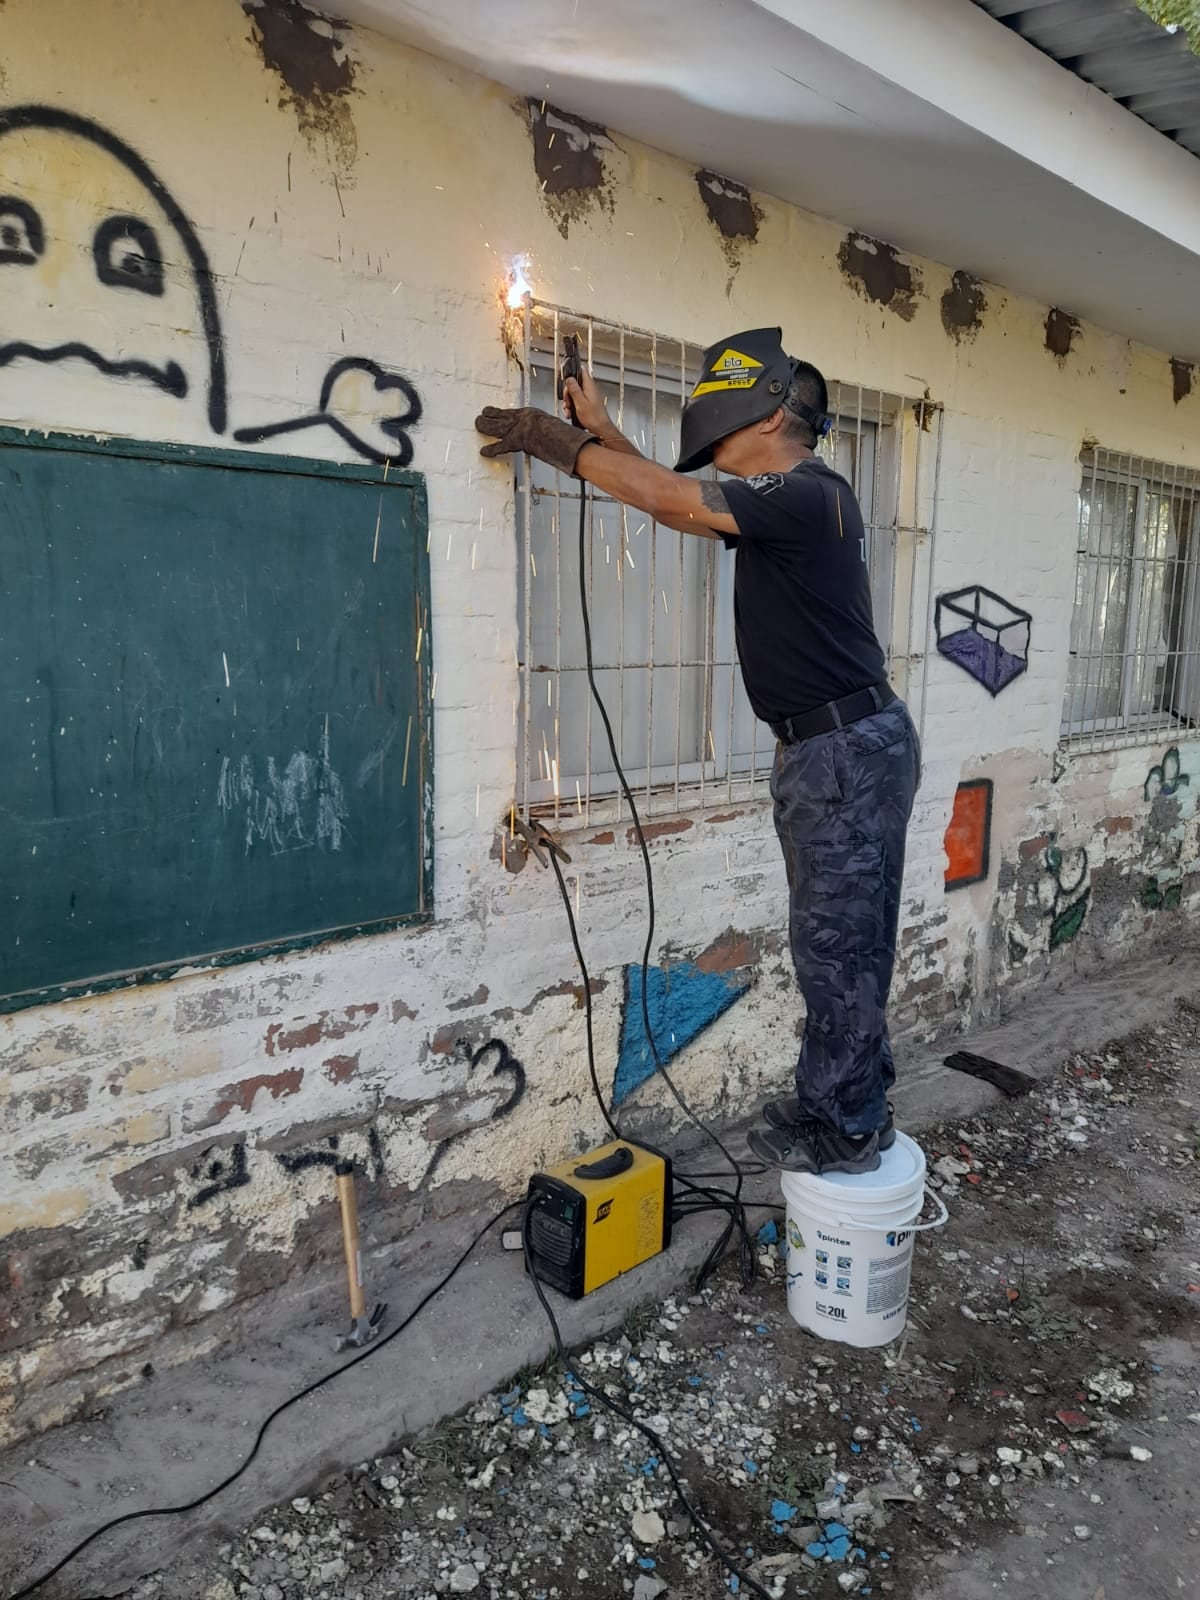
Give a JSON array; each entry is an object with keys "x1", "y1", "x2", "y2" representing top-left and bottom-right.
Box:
[
  {"x1": 1142, "y1": 875, "x2": 1183, "y2": 911},
  {"x1": 1049, "y1": 889, "x2": 1090, "y2": 949}
]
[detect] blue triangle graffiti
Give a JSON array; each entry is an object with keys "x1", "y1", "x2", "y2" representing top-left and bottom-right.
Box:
[{"x1": 613, "y1": 960, "x2": 753, "y2": 1107}]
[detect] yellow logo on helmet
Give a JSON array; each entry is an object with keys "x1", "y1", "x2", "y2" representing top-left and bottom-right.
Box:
[{"x1": 690, "y1": 347, "x2": 764, "y2": 398}]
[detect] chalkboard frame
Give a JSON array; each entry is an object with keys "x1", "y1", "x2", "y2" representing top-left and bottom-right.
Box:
[{"x1": 0, "y1": 426, "x2": 434, "y2": 1013}]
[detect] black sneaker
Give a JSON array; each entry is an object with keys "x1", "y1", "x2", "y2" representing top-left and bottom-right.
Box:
[
  {"x1": 763, "y1": 1097, "x2": 896, "y2": 1149},
  {"x1": 748, "y1": 1121, "x2": 881, "y2": 1176}
]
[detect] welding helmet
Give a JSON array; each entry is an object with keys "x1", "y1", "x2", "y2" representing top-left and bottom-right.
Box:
[{"x1": 674, "y1": 326, "x2": 830, "y2": 473}]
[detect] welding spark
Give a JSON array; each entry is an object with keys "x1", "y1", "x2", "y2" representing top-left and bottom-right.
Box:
[{"x1": 506, "y1": 256, "x2": 534, "y2": 309}]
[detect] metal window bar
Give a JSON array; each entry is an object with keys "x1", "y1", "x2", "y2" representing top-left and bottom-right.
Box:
[
  {"x1": 1063, "y1": 447, "x2": 1200, "y2": 751},
  {"x1": 515, "y1": 301, "x2": 930, "y2": 821}
]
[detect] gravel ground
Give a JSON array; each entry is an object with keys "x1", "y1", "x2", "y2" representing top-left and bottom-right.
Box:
[{"x1": 90, "y1": 1003, "x2": 1200, "y2": 1600}]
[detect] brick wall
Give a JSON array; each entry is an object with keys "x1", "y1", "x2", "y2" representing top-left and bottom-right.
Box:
[{"x1": 1, "y1": 0, "x2": 1197, "y2": 1444}]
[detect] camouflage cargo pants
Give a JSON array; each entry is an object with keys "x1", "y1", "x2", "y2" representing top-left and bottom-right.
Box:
[{"x1": 770, "y1": 698, "x2": 920, "y2": 1137}]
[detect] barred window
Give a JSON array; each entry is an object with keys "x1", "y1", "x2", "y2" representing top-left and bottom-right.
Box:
[
  {"x1": 1064, "y1": 448, "x2": 1200, "y2": 749},
  {"x1": 513, "y1": 302, "x2": 934, "y2": 821}
]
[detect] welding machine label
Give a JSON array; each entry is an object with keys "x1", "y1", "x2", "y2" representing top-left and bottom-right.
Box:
[
  {"x1": 691, "y1": 347, "x2": 764, "y2": 397},
  {"x1": 594, "y1": 1199, "x2": 613, "y2": 1223}
]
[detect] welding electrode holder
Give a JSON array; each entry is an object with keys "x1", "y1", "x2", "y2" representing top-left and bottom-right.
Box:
[
  {"x1": 559, "y1": 333, "x2": 585, "y2": 427},
  {"x1": 334, "y1": 1158, "x2": 386, "y2": 1351}
]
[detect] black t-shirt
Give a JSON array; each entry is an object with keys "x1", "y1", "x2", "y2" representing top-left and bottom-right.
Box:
[{"x1": 719, "y1": 459, "x2": 886, "y2": 725}]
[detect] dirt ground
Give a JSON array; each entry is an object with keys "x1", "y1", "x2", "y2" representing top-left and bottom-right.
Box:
[{"x1": 62, "y1": 998, "x2": 1197, "y2": 1600}]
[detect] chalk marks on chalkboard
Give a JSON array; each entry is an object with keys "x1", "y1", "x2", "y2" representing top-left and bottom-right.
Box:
[
  {"x1": 217, "y1": 723, "x2": 348, "y2": 855},
  {"x1": 355, "y1": 722, "x2": 400, "y2": 789},
  {"x1": 0, "y1": 105, "x2": 423, "y2": 465}
]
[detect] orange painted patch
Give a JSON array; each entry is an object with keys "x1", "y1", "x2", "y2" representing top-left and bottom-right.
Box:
[{"x1": 944, "y1": 779, "x2": 993, "y2": 890}]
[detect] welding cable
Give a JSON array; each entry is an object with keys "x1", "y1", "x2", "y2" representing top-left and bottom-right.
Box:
[
  {"x1": 564, "y1": 473, "x2": 757, "y2": 1289},
  {"x1": 7, "y1": 1201, "x2": 523, "y2": 1600},
  {"x1": 546, "y1": 839, "x2": 756, "y2": 1293},
  {"x1": 521, "y1": 1201, "x2": 774, "y2": 1600}
]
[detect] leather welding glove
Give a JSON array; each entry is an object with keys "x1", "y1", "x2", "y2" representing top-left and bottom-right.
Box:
[{"x1": 476, "y1": 405, "x2": 598, "y2": 476}]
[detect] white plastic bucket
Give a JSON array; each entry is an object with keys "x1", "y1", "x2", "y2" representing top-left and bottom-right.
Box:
[{"x1": 780, "y1": 1131, "x2": 948, "y2": 1347}]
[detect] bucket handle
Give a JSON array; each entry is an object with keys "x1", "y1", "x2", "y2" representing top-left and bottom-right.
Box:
[
  {"x1": 907, "y1": 1185, "x2": 950, "y2": 1232},
  {"x1": 833, "y1": 1185, "x2": 949, "y2": 1233}
]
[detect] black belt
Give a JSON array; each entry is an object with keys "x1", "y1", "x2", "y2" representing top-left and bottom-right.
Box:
[{"x1": 771, "y1": 682, "x2": 895, "y2": 744}]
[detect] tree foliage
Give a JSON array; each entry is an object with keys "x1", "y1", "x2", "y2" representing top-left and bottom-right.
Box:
[{"x1": 1134, "y1": 0, "x2": 1200, "y2": 52}]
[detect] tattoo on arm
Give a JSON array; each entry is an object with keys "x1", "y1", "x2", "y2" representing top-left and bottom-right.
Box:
[{"x1": 699, "y1": 481, "x2": 729, "y2": 516}]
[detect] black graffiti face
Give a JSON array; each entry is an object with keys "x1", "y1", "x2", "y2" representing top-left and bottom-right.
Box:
[
  {"x1": 93, "y1": 214, "x2": 166, "y2": 297},
  {"x1": 0, "y1": 106, "x2": 227, "y2": 430},
  {"x1": 0, "y1": 195, "x2": 43, "y2": 264},
  {"x1": 0, "y1": 106, "x2": 422, "y2": 467}
]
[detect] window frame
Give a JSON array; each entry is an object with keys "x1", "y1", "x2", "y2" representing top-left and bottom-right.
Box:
[
  {"x1": 512, "y1": 300, "x2": 931, "y2": 823},
  {"x1": 1062, "y1": 447, "x2": 1200, "y2": 751}
]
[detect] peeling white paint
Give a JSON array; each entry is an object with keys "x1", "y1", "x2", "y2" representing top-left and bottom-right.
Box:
[{"x1": 0, "y1": 0, "x2": 1197, "y2": 1450}]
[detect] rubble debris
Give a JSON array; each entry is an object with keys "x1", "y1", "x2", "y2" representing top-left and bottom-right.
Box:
[{"x1": 113, "y1": 1003, "x2": 1198, "y2": 1600}]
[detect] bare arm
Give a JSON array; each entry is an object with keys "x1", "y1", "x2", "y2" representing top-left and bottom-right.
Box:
[
  {"x1": 561, "y1": 369, "x2": 737, "y2": 537},
  {"x1": 574, "y1": 444, "x2": 740, "y2": 539}
]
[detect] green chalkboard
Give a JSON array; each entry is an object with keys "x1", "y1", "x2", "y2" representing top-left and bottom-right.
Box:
[{"x1": 0, "y1": 429, "x2": 432, "y2": 1011}]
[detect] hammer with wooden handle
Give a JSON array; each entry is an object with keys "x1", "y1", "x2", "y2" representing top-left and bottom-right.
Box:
[{"x1": 334, "y1": 1158, "x2": 386, "y2": 1351}]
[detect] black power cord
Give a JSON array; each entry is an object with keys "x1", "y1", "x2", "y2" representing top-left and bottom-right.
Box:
[
  {"x1": 546, "y1": 841, "x2": 760, "y2": 1294},
  {"x1": 561, "y1": 435, "x2": 757, "y2": 1290},
  {"x1": 522, "y1": 1201, "x2": 773, "y2": 1600},
  {"x1": 11, "y1": 414, "x2": 773, "y2": 1600},
  {"x1": 513, "y1": 450, "x2": 772, "y2": 1597},
  {"x1": 7, "y1": 1203, "x2": 521, "y2": 1600}
]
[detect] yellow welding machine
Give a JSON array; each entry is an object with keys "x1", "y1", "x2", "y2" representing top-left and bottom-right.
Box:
[{"x1": 525, "y1": 1140, "x2": 672, "y2": 1298}]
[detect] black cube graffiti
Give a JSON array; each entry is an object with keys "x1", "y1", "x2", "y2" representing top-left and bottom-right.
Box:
[{"x1": 936, "y1": 585, "x2": 1031, "y2": 696}]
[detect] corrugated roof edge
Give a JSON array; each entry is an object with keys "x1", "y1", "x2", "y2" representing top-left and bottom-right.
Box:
[{"x1": 970, "y1": 0, "x2": 1200, "y2": 159}]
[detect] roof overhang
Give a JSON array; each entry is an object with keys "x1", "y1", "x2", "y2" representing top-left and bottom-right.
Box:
[
  {"x1": 337, "y1": 0, "x2": 1200, "y2": 360},
  {"x1": 972, "y1": 0, "x2": 1200, "y2": 160}
]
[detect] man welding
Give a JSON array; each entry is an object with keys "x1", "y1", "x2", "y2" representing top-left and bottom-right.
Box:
[{"x1": 476, "y1": 328, "x2": 919, "y2": 1176}]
